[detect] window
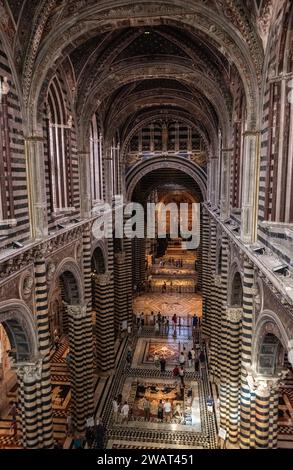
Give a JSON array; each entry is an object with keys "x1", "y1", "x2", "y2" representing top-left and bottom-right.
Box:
[
  {"x1": 0, "y1": 76, "x2": 14, "y2": 223},
  {"x1": 90, "y1": 114, "x2": 103, "y2": 202},
  {"x1": 47, "y1": 76, "x2": 74, "y2": 214}
]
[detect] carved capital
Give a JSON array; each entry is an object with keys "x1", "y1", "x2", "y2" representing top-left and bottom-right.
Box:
[
  {"x1": 94, "y1": 272, "x2": 111, "y2": 286},
  {"x1": 16, "y1": 358, "x2": 43, "y2": 383},
  {"x1": 245, "y1": 365, "x2": 287, "y2": 396},
  {"x1": 115, "y1": 252, "x2": 125, "y2": 264},
  {"x1": 213, "y1": 274, "x2": 222, "y2": 287},
  {"x1": 226, "y1": 307, "x2": 242, "y2": 322},
  {"x1": 67, "y1": 304, "x2": 87, "y2": 318}
]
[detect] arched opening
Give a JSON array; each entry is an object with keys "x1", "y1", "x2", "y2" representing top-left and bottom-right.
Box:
[
  {"x1": 0, "y1": 304, "x2": 37, "y2": 435},
  {"x1": 230, "y1": 271, "x2": 243, "y2": 307},
  {"x1": 258, "y1": 333, "x2": 285, "y2": 376}
]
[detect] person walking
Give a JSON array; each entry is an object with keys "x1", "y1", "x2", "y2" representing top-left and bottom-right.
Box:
[
  {"x1": 157, "y1": 400, "x2": 164, "y2": 422},
  {"x1": 143, "y1": 398, "x2": 151, "y2": 421},
  {"x1": 9, "y1": 402, "x2": 18, "y2": 437}
]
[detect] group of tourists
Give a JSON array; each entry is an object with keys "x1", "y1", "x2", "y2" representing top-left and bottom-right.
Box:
[
  {"x1": 143, "y1": 398, "x2": 183, "y2": 423},
  {"x1": 159, "y1": 258, "x2": 184, "y2": 268},
  {"x1": 112, "y1": 395, "x2": 131, "y2": 424}
]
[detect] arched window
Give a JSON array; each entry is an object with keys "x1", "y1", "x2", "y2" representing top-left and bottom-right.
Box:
[
  {"x1": 47, "y1": 76, "x2": 74, "y2": 214},
  {"x1": 0, "y1": 76, "x2": 14, "y2": 222},
  {"x1": 90, "y1": 113, "x2": 103, "y2": 202},
  {"x1": 264, "y1": 3, "x2": 293, "y2": 223}
]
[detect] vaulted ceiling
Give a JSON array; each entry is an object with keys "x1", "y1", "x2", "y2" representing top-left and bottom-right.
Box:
[{"x1": 0, "y1": 0, "x2": 267, "y2": 154}]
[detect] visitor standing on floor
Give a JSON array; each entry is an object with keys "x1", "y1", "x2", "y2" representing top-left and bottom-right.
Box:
[
  {"x1": 160, "y1": 356, "x2": 166, "y2": 372},
  {"x1": 143, "y1": 398, "x2": 151, "y2": 421},
  {"x1": 191, "y1": 348, "x2": 196, "y2": 366},
  {"x1": 179, "y1": 351, "x2": 185, "y2": 367},
  {"x1": 172, "y1": 313, "x2": 177, "y2": 331},
  {"x1": 155, "y1": 320, "x2": 160, "y2": 336},
  {"x1": 179, "y1": 366, "x2": 185, "y2": 387},
  {"x1": 192, "y1": 314, "x2": 198, "y2": 330},
  {"x1": 154, "y1": 352, "x2": 160, "y2": 367},
  {"x1": 164, "y1": 399, "x2": 172, "y2": 423},
  {"x1": 188, "y1": 350, "x2": 193, "y2": 368},
  {"x1": 157, "y1": 400, "x2": 164, "y2": 422},
  {"x1": 112, "y1": 397, "x2": 119, "y2": 423},
  {"x1": 93, "y1": 418, "x2": 106, "y2": 449},
  {"x1": 140, "y1": 312, "x2": 145, "y2": 326},
  {"x1": 121, "y1": 402, "x2": 130, "y2": 424}
]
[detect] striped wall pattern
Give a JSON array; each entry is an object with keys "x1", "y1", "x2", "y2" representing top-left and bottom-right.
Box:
[
  {"x1": 94, "y1": 238, "x2": 115, "y2": 371},
  {"x1": 258, "y1": 5, "x2": 286, "y2": 222},
  {"x1": 196, "y1": 210, "x2": 203, "y2": 292},
  {"x1": 17, "y1": 360, "x2": 47, "y2": 448},
  {"x1": 42, "y1": 72, "x2": 80, "y2": 230},
  {"x1": 67, "y1": 304, "x2": 91, "y2": 432},
  {"x1": 226, "y1": 309, "x2": 242, "y2": 443},
  {"x1": 218, "y1": 234, "x2": 229, "y2": 429},
  {"x1": 81, "y1": 225, "x2": 94, "y2": 418},
  {"x1": 33, "y1": 253, "x2": 54, "y2": 447},
  {"x1": 124, "y1": 236, "x2": 133, "y2": 325},
  {"x1": 201, "y1": 209, "x2": 211, "y2": 338},
  {"x1": 255, "y1": 386, "x2": 279, "y2": 449},
  {"x1": 239, "y1": 260, "x2": 255, "y2": 448},
  {"x1": 208, "y1": 219, "x2": 218, "y2": 371},
  {"x1": 0, "y1": 40, "x2": 30, "y2": 249},
  {"x1": 212, "y1": 275, "x2": 222, "y2": 383}
]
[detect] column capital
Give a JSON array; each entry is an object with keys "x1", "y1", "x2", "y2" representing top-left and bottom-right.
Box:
[
  {"x1": 93, "y1": 271, "x2": 112, "y2": 286},
  {"x1": 67, "y1": 304, "x2": 87, "y2": 318},
  {"x1": 243, "y1": 130, "x2": 261, "y2": 137},
  {"x1": 213, "y1": 273, "x2": 222, "y2": 287},
  {"x1": 226, "y1": 306, "x2": 242, "y2": 322},
  {"x1": 16, "y1": 358, "x2": 43, "y2": 383},
  {"x1": 245, "y1": 366, "x2": 288, "y2": 396},
  {"x1": 115, "y1": 252, "x2": 125, "y2": 264}
]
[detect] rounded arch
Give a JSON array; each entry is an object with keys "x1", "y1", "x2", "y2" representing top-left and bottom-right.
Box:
[
  {"x1": 26, "y1": 4, "x2": 261, "y2": 135},
  {"x1": 48, "y1": 258, "x2": 84, "y2": 306},
  {"x1": 253, "y1": 310, "x2": 292, "y2": 374},
  {"x1": 252, "y1": 310, "x2": 293, "y2": 370},
  {"x1": 228, "y1": 262, "x2": 244, "y2": 307},
  {"x1": 91, "y1": 247, "x2": 106, "y2": 275},
  {"x1": 126, "y1": 156, "x2": 207, "y2": 200},
  {"x1": 0, "y1": 300, "x2": 38, "y2": 362}
]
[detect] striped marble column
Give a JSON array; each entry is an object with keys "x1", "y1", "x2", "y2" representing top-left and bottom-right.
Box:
[
  {"x1": 81, "y1": 225, "x2": 95, "y2": 418},
  {"x1": 33, "y1": 250, "x2": 54, "y2": 447},
  {"x1": 254, "y1": 380, "x2": 280, "y2": 449},
  {"x1": 226, "y1": 306, "x2": 242, "y2": 443},
  {"x1": 209, "y1": 219, "x2": 218, "y2": 370},
  {"x1": 17, "y1": 360, "x2": 44, "y2": 448},
  {"x1": 123, "y1": 229, "x2": 133, "y2": 326},
  {"x1": 201, "y1": 209, "x2": 211, "y2": 338},
  {"x1": 239, "y1": 259, "x2": 255, "y2": 448},
  {"x1": 195, "y1": 205, "x2": 203, "y2": 292},
  {"x1": 212, "y1": 274, "x2": 222, "y2": 381},
  {"x1": 114, "y1": 252, "x2": 128, "y2": 335},
  {"x1": 67, "y1": 304, "x2": 91, "y2": 432},
  {"x1": 93, "y1": 269, "x2": 115, "y2": 371},
  {"x1": 218, "y1": 234, "x2": 229, "y2": 429}
]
